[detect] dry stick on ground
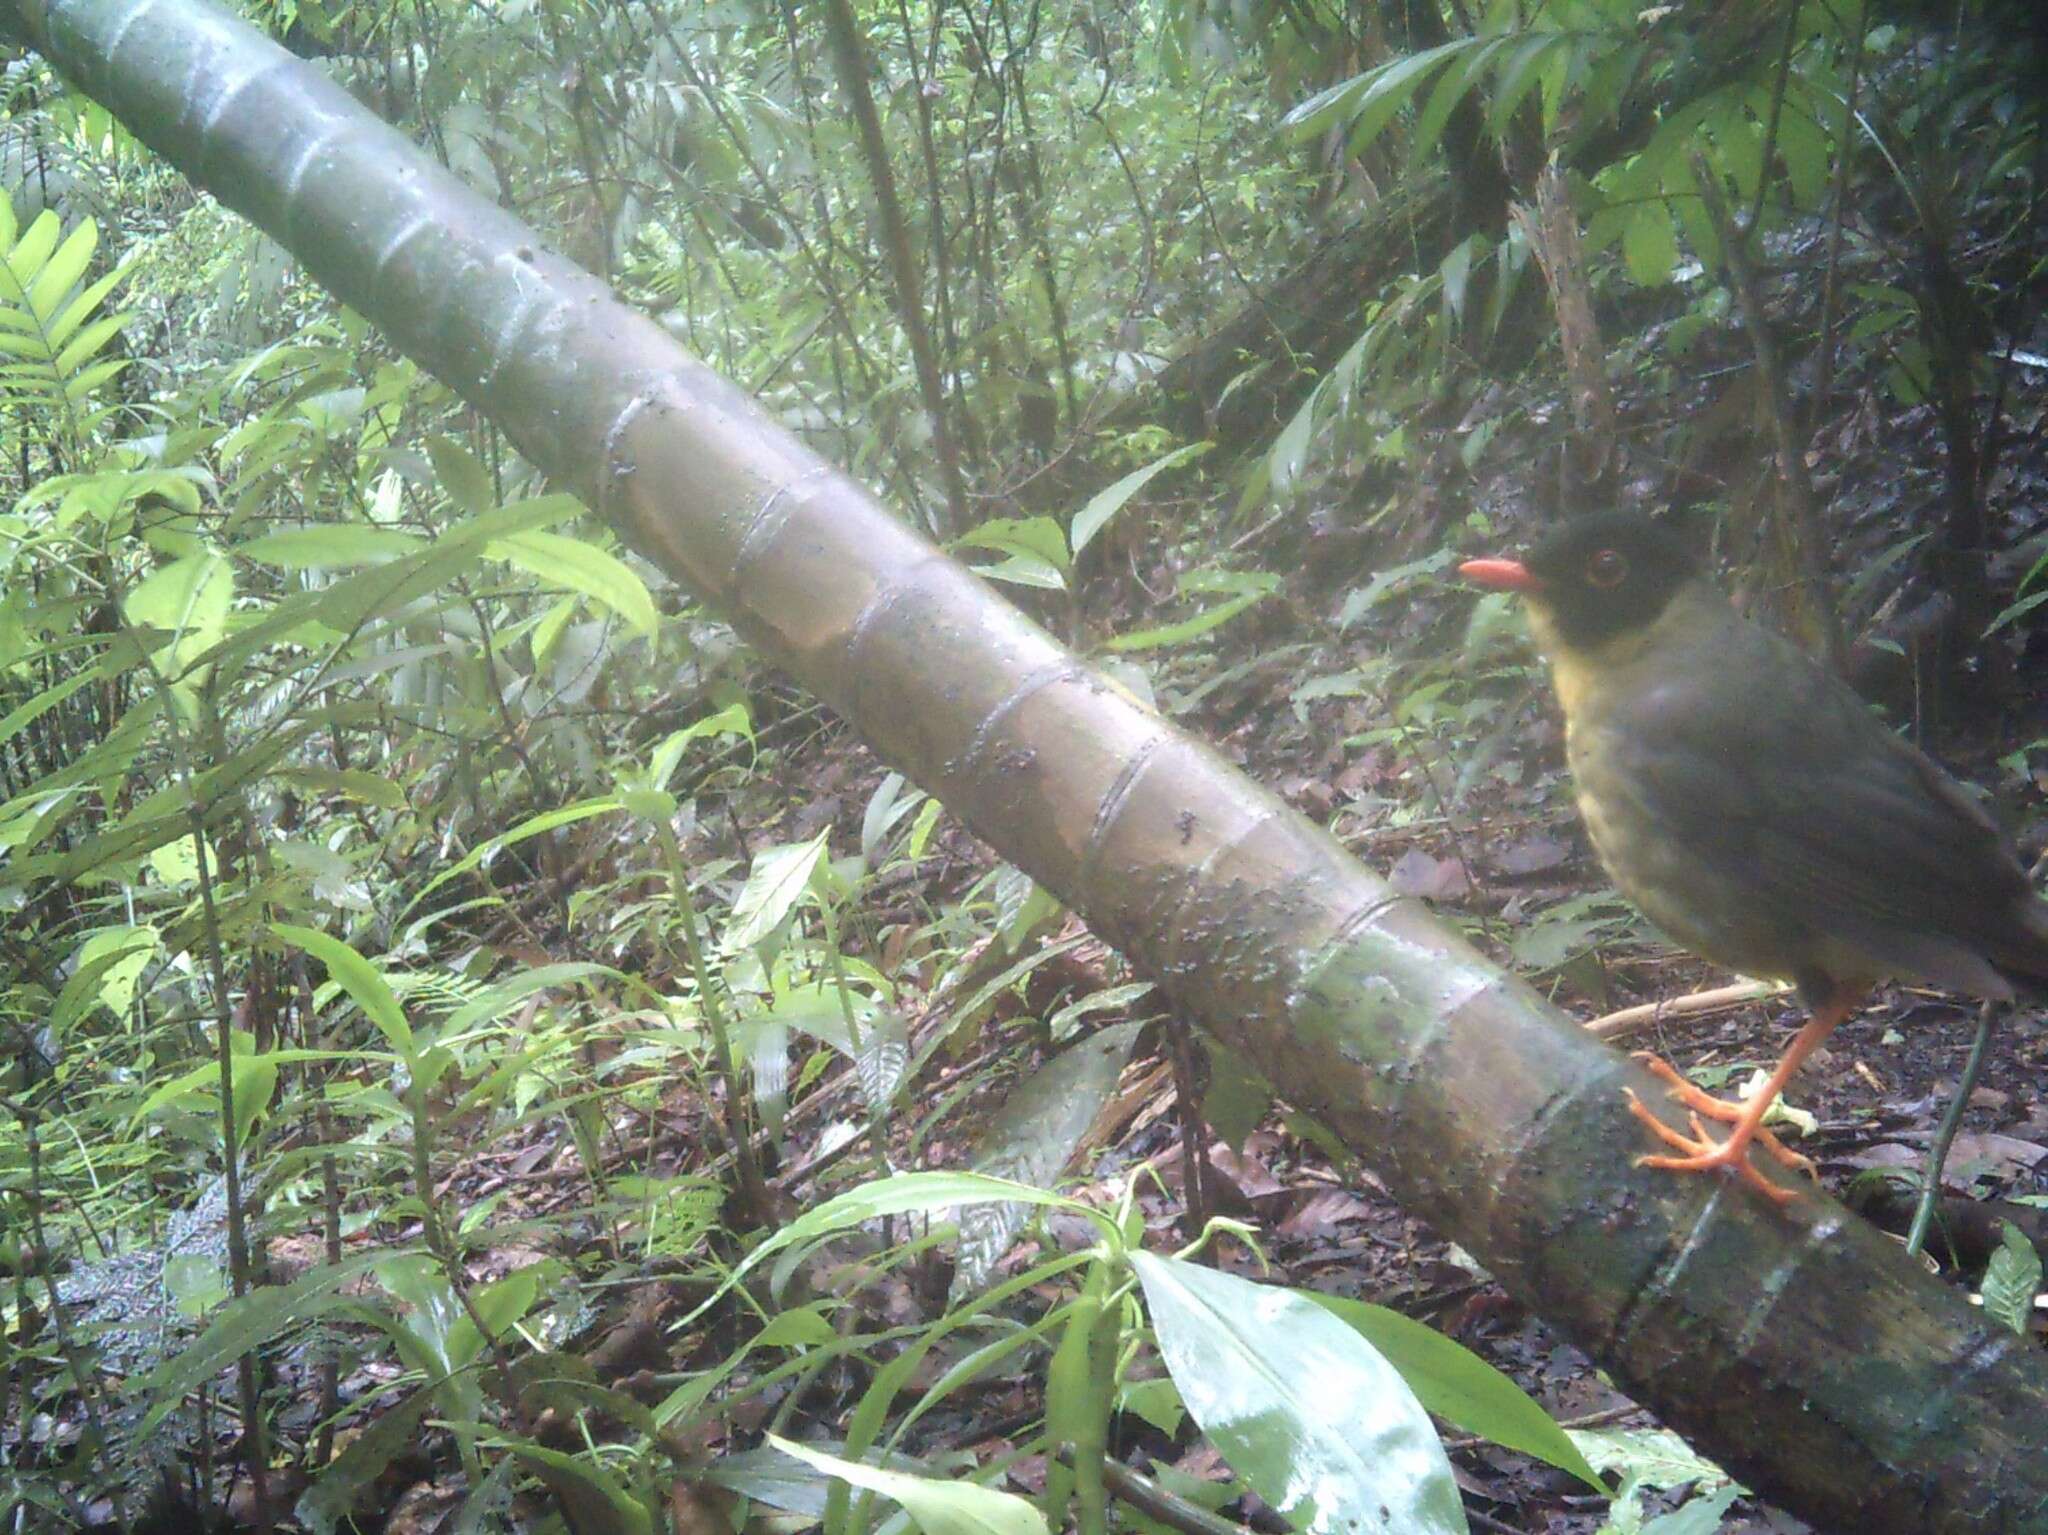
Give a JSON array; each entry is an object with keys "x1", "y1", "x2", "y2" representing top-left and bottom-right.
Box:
[
  {"x1": 20, "y1": 5, "x2": 2048, "y2": 1526},
  {"x1": 1583, "y1": 979, "x2": 1794, "y2": 1042}
]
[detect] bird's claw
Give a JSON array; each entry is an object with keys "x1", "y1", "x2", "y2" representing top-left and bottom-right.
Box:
[
  {"x1": 1623, "y1": 1087, "x2": 1805, "y2": 1206},
  {"x1": 1630, "y1": 1051, "x2": 1816, "y2": 1175}
]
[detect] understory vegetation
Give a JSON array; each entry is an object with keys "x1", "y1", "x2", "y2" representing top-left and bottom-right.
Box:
[{"x1": 0, "y1": 0, "x2": 2044, "y2": 1531}]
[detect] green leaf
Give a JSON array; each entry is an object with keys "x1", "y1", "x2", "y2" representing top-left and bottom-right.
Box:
[
  {"x1": 1105, "y1": 571, "x2": 1277, "y2": 653},
  {"x1": 1570, "y1": 1427, "x2": 1735, "y2": 1496},
  {"x1": 129, "y1": 1048, "x2": 362, "y2": 1126},
  {"x1": 447, "y1": 1265, "x2": 544, "y2": 1369},
  {"x1": 297, "y1": 1386, "x2": 434, "y2": 1535},
  {"x1": 1482, "y1": 32, "x2": 1563, "y2": 138},
  {"x1": 272, "y1": 923, "x2": 414, "y2": 1057},
  {"x1": 440, "y1": 962, "x2": 626, "y2": 1037},
  {"x1": 676, "y1": 1171, "x2": 1102, "y2": 1332},
  {"x1": 52, "y1": 924, "x2": 158, "y2": 1034},
  {"x1": 125, "y1": 551, "x2": 234, "y2": 674},
  {"x1": 26, "y1": 218, "x2": 95, "y2": 321},
  {"x1": 274, "y1": 767, "x2": 408, "y2": 808},
  {"x1": 232, "y1": 1049, "x2": 279, "y2": 1149},
  {"x1": 767, "y1": 1434, "x2": 1049, "y2": 1535},
  {"x1": 237, "y1": 524, "x2": 426, "y2": 569},
  {"x1": 505, "y1": 1441, "x2": 656, "y2": 1535},
  {"x1": 645, "y1": 702, "x2": 753, "y2": 789},
  {"x1": 427, "y1": 434, "x2": 497, "y2": 517},
  {"x1": 137, "y1": 1255, "x2": 387, "y2": 1432},
  {"x1": 1411, "y1": 37, "x2": 1509, "y2": 167},
  {"x1": 400, "y1": 795, "x2": 625, "y2": 923},
  {"x1": 1980, "y1": 1222, "x2": 2043, "y2": 1336},
  {"x1": 952, "y1": 516, "x2": 1072, "y2": 591},
  {"x1": 1305, "y1": 1293, "x2": 1604, "y2": 1490},
  {"x1": 0, "y1": 663, "x2": 104, "y2": 750},
  {"x1": 1776, "y1": 92, "x2": 1831, "y2": 209},
  {"x1": 1280, "y1": 37, "x2": 1483, "y2": 149},
  {"x1": 724, "y1": 830, "x2": 830, "y2": 952},
  {"x1": 1623, "y1": 203, "x2": 1679, "y2": 287},
  {"x1": 488, "y1": 529, "x2": 659, "y2": 641},
  {"x1": 1070, "y1": 443, "x2": 1211, "y2": 556},
  {"x1": 187, "y1": 494, "x2": 581, "y2": 681},
  {"x1": 1984, "y1": 588, "x2": 2048, "y2": 638},
  {"x1": 1132, "y1": 1254, "x2": 1468, "y2": 1534}
]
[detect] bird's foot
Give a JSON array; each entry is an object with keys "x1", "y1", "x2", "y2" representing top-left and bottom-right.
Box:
[
  {"x1": 1631, "y1": 1051, "x2": 1817, "y2": 1176},
  {"x1": 1624, "y1": 1090, "x2": 1801, "y2": 1205}
]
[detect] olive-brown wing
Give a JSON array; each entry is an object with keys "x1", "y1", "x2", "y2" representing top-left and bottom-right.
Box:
[{"x1": 1597, "y1": 639, "x2": 2045, "y2": 992}]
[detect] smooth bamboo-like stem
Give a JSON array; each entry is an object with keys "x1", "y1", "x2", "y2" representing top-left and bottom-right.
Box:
[{"x1": 5, "y1": 1, "x2": 2047, "y2": 1527}]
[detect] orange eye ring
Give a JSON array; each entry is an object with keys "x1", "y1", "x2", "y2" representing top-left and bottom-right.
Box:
[{"x1": 1586, "y1": 549, "x2": 1628, "y2": 588}]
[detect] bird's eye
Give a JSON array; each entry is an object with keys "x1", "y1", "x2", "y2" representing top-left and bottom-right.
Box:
[{"x1": 1586, "y1": 549, "x2": 1628, "y2": 588}]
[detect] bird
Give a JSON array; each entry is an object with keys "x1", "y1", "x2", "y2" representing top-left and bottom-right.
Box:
[{"x1": 1459, "y1": 514, "x2": 2048, "y2": 1203}]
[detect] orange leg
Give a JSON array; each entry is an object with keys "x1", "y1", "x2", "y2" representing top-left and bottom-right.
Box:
[
  {"x1": 1624, "y1": 993, "x2": 1857, "y2": 1205},
  {"x1": 1631, "y1": 1055, "x2": 1816, "y2": 1176}
]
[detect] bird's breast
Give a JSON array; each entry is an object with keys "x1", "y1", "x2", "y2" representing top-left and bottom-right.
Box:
[{"x1": 1563, "y1": 715, "x2": 1803, "y2": 981}]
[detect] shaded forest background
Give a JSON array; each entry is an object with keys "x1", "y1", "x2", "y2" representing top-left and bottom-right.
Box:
[{"x1": 1, "y1": 0, "x2": 2045, "y2": 1532}]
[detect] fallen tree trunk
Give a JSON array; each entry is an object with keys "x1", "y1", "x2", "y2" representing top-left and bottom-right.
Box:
[{"x1": 8, "y1": 1, "x2": 2048, "y2": 1528}]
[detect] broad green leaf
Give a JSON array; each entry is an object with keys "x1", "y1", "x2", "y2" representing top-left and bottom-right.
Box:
[
  {"x1": 446, "y1": 1265, "x2": 545, "y2": 1369},
  {"x1": 5, "y1": 208, "x2": 61, "y2": 281},
  {"x1": 237, "y1": 524, "x2": 426, "y2": 569},
  {"x1": 767, "y1": 1434, "x2": 1048, "y2": 1535},
  {"x1": 1483, "y1": 31, "x2": 1562, "y2": 137},
  {"x1": 1132, "y1": 1253, "x2": 1467, "y2": 1535},
  {"x1": 1623, "y1": 203, "x2": 1678, "y2": 287},
  {"x1": 188, "y1": 494, "x2": 581, "y2": 680},
  {"x1": 1305, "y1": 1293, "x2": 1604, "y2": 1490},
  {"x1": 1070, "y1": 443, "x2": 1211, "y2": 556},
  {"x1": 645, "y1": 701, "x2": 753, "y2": 789},
  {"x1": 46, "y1": 264, "x2": 131, "y2": 350},
  {"x1": 489, "y1": 529, "x2": 659, "y2": 641},
  {"x1": 147, "y1": 834, "x2": 216, "y2": 888},
  {"x1": 1569, "y1": 1428, "x2": 1734, "y2": 1495},
  {"x1": 272, "y1": 923, "x2": 413, "y2": 1057},
  {"x1": 130, "y1": 1048, "x2": 365, "y2": 1125},
  {"x1": 426, "y1": 433, "x2": 496, "y2": 517},
  {"x1": 723, "y1": 830, "x2": 829, "y2": 952},
  {"x1": 1412, "y1": 36, "x2": 1509, "y2": 163},
  {"x1": 439, "y1": 961, "x2": 626, "y2": 1036},
  {"x1": 1777, "y1": 92, "x2": 1831, "y2": 209},
  {"x1": 1280, "y1": 37, "x2": 1480, "y2": 146},
  {"x1": 125, "y1": 551, "x2": 234, "y2": 675},
  {"x1": 26, "y1": 218, "x2": 96, "y2": 320},
  {"x1": 1980, "y1": 1222, "x2": 2043, "y2": 1336},
  {"x1": 233, "y1": 1050, "x2": 279, "y2": 1149},
  {"x1": 505, "y1": 1441, "x2": 656, "y2": 1535},
  {"x1": 954, "y1": 1020, "x2": 1144, "y2": 1297},
  {"x1": 54, "y1": 924, "x2": 158, "y2": 1032}
]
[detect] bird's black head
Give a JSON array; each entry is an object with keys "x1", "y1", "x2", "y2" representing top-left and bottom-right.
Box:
[{"x1": 1462, "y1": 515, "x2": 1702, "y2": 651}]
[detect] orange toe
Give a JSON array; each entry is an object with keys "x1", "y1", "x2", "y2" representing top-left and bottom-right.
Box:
[
  {"x1": 1630, "y1": 1053, "x2": 1815, "y2": 1175},
  {"x1": 1624, "y1": 1088, "x2": 1802, "y2": 1205}
]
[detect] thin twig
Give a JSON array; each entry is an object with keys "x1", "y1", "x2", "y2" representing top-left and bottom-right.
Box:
[
  {"x1": 1584, "y1": 979, "x2": 1792, "y2": 1041},
  {"x1": 1906, "y1": 1000, "x2": 2000, "y2": 1260}
]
